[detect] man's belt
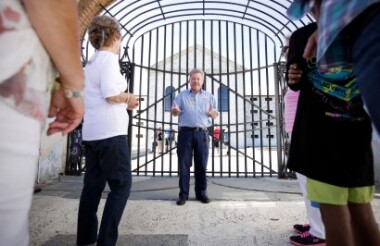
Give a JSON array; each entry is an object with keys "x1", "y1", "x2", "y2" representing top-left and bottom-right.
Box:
[{"x1": 180, "y1": 127, "x2": 208, "y2": 132}]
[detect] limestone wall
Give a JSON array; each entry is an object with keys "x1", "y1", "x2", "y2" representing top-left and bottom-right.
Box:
[{"x1": 37, "y1": 123, "x2": 68, "y2": 183}]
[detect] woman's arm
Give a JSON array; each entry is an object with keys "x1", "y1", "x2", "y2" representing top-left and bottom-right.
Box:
[
  {"x1": 24, "y1": 0, "x2": 84, "y2": 135},
  {"x1": 106, "y1": 92, "x2": 139, "y2": 110},
  {"x1": 24, "y1": 0, "x2": 83, "y2": 90}
]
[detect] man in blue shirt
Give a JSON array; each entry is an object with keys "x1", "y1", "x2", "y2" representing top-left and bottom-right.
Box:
[{"x1": 172, "y1": 68, "x2": 218, "y2": 205}]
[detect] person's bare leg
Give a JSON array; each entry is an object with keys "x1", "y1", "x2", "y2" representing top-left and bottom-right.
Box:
[
  {"x1": 319, "y1": 204, "x2": 355, "y2": 246},
  {"x1": 348, "y1": 203, "x2": 380, "y2": 246}
]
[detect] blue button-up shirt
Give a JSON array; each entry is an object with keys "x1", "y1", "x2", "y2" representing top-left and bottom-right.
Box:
[
  {"x1": 287, "y1": 0, "x2": 380, "y2": 74},
  {"x1": 174, "y1": 89, "x2": 217, "y2": 128}
]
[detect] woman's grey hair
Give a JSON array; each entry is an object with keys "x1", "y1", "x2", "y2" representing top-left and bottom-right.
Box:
[{"x1": 88, "y1": 15, "x2": 121, "y2": 50}]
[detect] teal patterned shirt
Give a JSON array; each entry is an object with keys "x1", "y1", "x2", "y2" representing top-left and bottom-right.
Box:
[{"x1": 287, "y1": 0, "x2": 380, "y2": 76}]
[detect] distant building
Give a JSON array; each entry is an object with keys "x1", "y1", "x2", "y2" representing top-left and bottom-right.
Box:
[{"x1": 131, "y1": 45, "x2": 279, "y2": 150}]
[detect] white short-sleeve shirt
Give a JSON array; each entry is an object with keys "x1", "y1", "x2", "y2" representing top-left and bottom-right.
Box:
[{"x1": 82, "y1": 51, "x2": 129, "y2": 141}]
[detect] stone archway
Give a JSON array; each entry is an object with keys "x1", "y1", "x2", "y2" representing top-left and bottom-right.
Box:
[{"x1": 78, "y1": 0, "x2": 116, "y2": 37}]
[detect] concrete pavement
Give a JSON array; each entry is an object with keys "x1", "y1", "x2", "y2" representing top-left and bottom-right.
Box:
[{"x1": 30, "y1": 176, "x2": 380, "y2": 246}]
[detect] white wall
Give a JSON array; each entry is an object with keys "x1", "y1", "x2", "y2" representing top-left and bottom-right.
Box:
[{"x1": 37, "y1": 123, "x2": 68, "y2": 183}]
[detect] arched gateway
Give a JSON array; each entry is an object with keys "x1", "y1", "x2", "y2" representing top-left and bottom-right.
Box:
[{"x1": 68, "y1": 0, "x2": 314, "y2": 178}]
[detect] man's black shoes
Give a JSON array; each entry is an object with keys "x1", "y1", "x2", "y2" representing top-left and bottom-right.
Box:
[
  {"x1": 177, "y1": 196, "x2": 210, "y2": 205},
  {"x1": 196, "y1": 196, "x2": 210, "y2": 204},
  {"x1": 176, "y1": 198, "x2": 187, "y2": 206}
]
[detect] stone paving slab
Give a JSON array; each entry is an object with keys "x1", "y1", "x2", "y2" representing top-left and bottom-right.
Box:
[
  {"x1": 41, "y1": 234, "x2": 188, "y2": 246},
  {"x1": 30, "y1": 176, "x2": 380, "y2": 246}
]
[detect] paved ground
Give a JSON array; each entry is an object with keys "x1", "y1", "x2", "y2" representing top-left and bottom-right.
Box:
[{"x1": 30, "y1": 176, "x2": 380, "y2": 246}]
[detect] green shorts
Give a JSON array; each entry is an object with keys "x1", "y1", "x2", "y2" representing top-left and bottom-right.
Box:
[{"x1": 307, "y1": 178, "x2": 374, "y2": 205}]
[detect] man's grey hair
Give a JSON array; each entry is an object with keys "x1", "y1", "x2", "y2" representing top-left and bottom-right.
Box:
[{"x1": 189, "y1": 68, "x2": 204, "y2": 79}]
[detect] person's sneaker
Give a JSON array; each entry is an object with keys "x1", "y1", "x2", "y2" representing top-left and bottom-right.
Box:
[
  {"x1": 293, "y1": 224, "x2": 310, "y2": 234},
  {"x1": 290, "y1": 231, "x2": 326, "y2": 246}
]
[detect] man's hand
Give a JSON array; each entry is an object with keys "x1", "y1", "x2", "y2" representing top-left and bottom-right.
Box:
[
  {"x1": 209, "y1": 106, "x2": 218, "y2": 120},
  {"x1": 172, "y1": 101, "x2": 181, "y2": 116}
]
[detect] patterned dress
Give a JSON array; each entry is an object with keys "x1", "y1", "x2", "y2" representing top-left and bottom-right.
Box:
[
  {"x1": 286, "y1": 23, "x2": 373, "y2": 188},
  {"x1": 0, "y1": 0, "x2": 54, "y2": 124}
]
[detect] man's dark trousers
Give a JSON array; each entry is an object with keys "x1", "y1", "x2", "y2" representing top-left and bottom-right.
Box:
[{"x1": 177, "y1": 128, "x2": 209, "y2": 199}]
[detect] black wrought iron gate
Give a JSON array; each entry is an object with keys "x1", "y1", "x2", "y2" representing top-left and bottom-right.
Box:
[
  {"x1": 69, "y1": 1, "x2": 314, "y2": 178},
  {"x1": 117, "y1": 20, "x2": 288, "y2": 178}
]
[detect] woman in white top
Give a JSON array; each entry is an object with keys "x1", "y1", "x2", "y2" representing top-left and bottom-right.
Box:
[{"x1": 77, "y1": 15, "x2": 138, "y2": 246}]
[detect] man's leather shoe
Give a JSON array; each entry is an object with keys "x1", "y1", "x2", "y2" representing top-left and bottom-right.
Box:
[
  {"x1": 176, "y1": 198, "x2": 186, "y2": 206},
  {"x1": 196, "y1": 196, "x2": 210, "y2": 204}
]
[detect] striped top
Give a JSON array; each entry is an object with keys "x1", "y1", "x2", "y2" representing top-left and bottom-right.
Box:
[
  {"x1": 287, "y1": 0, "x2": 380, "y2": 71},
  {"x1": 284, "y1": 89, "x2": 300, "y2": 134}
]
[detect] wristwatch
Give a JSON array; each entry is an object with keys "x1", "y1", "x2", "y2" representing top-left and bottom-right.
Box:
[
  {"x1": 64, "y1": 89, "x2": 84, "y2": 98},
  {"x1": 54, "y1": 78, "x2": 83, "y2": 98}
]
